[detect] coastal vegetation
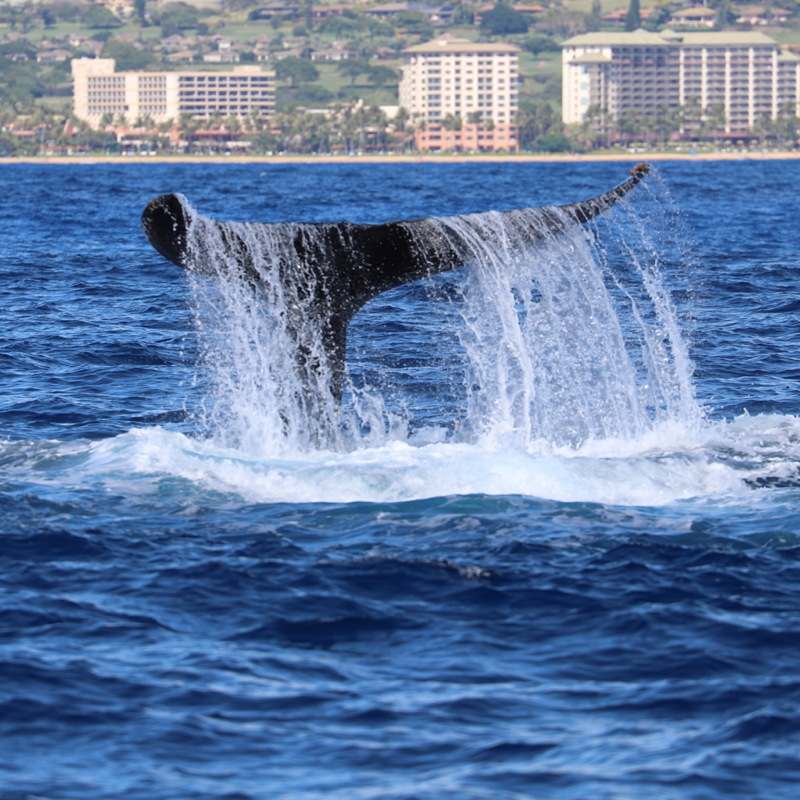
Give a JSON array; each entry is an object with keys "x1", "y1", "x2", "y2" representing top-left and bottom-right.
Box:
[{"x1": 3, "y1": 0, "x2": 800, "y2": 156}]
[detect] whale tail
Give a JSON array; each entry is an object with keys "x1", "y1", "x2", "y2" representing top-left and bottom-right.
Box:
[
  {"x1": 142, "y1": 163, "x2": 651, "y2": 407},
  {"x1": 142, "y1": 163, "x2": 650, "y2": 274}
]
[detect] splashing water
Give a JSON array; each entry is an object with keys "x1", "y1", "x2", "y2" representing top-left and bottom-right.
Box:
[
  {"x1": 444, "y1": 196, "x2": 702, "y2": 451},
  {"x1": 184, "y1": 208, "x2": 345, "y2": 454},
  {"x1": 181, "y1": 181, "x2": 702, "y2": 457}
]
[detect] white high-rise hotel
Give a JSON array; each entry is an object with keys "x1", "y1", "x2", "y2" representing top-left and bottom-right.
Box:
[
  {"x1": 562, "y1": 30, "x2": 800, "y2": 133},
  {"x1": 72, "y1": 57, "x2": 275, "y2": 128},
  {"x1": 399, "y1": 37, "x2": 520, "y2": 122}
]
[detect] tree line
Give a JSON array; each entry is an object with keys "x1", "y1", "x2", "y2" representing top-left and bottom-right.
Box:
[
  {"x1": 576, "y1": 100, "x2": 800, "y2": 150},
  {"x1": 5, "y1": 97, "x2": 800, "y2": 157}
]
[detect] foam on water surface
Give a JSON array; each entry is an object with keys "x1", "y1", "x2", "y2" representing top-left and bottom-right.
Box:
[{"x1": 5, "y1": 412, "x2": 800, "y2": 508}]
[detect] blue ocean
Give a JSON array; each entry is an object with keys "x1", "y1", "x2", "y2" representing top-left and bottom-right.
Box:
[{"x1": 2, "y1": 159, "x2": 800, "y2": 799}]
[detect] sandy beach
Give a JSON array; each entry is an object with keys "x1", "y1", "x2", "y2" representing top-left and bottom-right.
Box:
[{"x1": 4, "y1": 150, "x2": 800, "y2": 165}]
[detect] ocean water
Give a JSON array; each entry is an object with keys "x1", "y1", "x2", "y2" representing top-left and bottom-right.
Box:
[{"x1": 1, "y1": 160, "x2": 800, "y2": 799}]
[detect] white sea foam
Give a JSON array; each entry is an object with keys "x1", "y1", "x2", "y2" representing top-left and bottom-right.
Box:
[
  {"x1": 63, "y1": 414, "x2": 800, "y2": 506},
  {"x1": 4, "y1": 412, "x2": 800, "y2": 507}
]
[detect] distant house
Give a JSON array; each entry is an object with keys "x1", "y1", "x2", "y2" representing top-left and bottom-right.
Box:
[
  {"x1": 161, "y1": 34, "x2": 193, "y2": 51},
  {"x1": 367, "y1": 2, "x2": 414, "y2": 17},
  {"x1": 602, "y1": 7, "x2": 659, "y2": 25},
  {"x1": 208, "y1": 35, "x2": 235, "y2": 47},
  {"x1": 310, "y1": 47, "x2": 355, "y2": 61},
  {"x1": 512, "y1": 4, "x2": 546, "y2": 17},
  {"x1": 735, "y1": 5, "x2": 791, "y2": 25},
  {"x1": 67, "y1": 35, "x2": 103, "y2": 55},
  {"x1": 374, "y1": 46, "x2": 398, "y2": 59},
  {"x1": 203, "y1": 50, "x2": 241, "y2": 63},
  {"x1": 249, "y1": 3, "x2": 299, "y2": 21},
  {"x1": 669, "y1": 7, "x2": 717, "y2": 26},
  {"x1": 271, "y1": 48, "x2": 305, "y2": 60},
  {"x1": 165, "y1": 50, "x2": 197, "y2": 63},
  {"x1": 367, "y1": 3, "x2": 455, "y2": 25},
  {"x1": 253, "y1": 36, "x2": 273, "y2": 62},
  {"x1": 82, "y1": 41, "x2": 106, "y2": 57},
  {"x1": 311, "y1": 4, "x2": 355, "y2": 18},
  {"x1": 36, "y1": 49, "x2": 72, "y2": 63}
]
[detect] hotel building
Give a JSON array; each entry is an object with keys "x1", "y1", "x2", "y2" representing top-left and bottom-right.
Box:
[
  {"x1": 399, "y1": 37, "x2": 520, "y2": 123},
  {"x1": 414, "y1": 122, "x2": 518, "y2": 153},
  {"x1": 562, "y1": 30, "x2": 800, "y2": 134},
  {"x1": 71, "y1": 58, "x2": 275, "y2": 128}
]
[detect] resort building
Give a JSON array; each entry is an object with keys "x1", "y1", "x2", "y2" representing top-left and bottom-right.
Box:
[
  {"x1": 399, "y1": 37, "x2": 520, "y2": 124},
  {"x1": 562, "y1": 29, "x2": 800, "y2": 135},
  {"x1": 414, "y1": 122, "x2": 519, "y2": 153},
  {"x1": 71, "y1": 58, "x2": 275, "y2": 128}
]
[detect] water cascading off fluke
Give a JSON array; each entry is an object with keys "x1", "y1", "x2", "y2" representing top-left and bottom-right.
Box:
[{"x1": 143, "y1": 164, "x2": 700, "y2": 454}]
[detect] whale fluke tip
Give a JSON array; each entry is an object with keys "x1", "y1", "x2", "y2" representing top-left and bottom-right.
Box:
[
  {"x1": 560, "y1": 164, "x2": 649, "y2": 226},
  {"x1": 141, "y1": 193, "x2": 188, "y2": 268}
]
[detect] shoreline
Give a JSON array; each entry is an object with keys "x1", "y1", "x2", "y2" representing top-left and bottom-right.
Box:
[{"x1": 3, "y1": 150, "x2": 800, "y2": 165}]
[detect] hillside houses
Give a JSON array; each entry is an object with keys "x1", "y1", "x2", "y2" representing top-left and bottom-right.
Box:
[{"x1": 4, "y1": 0, "x2": 800, "y2": 157}]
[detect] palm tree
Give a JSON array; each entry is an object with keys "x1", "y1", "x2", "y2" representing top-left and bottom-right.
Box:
[
  {"x1": 753, "y1": 112, "x2": 774, "y2": 147},
  {"x1": 638, "y1": 113, "x2": 655, "y2": 148},
  {"x1": 135, "y1": 114, "x2": 155, "y2": 130},
  {"x1": 654, "y1": 104, "x2": 678, "y2": 148},
  {"x1": 773, "y1": 102, "x2": 797, "y2": 149},
  {"x1": 701, "y1": 103, "x2": 726, "y2": 141},
  {"x1": 615, "y1": 109, "x2": 639, "y2": 146},
  {"x1": 679, "y1": 96, "x2": 702, "y2": 138},
  {"x1": 393, "y1": 107, "x2": 410, "y2": 132},
  {"x1": 582, "y1": 103, "x2": 607, "y2": 149}
]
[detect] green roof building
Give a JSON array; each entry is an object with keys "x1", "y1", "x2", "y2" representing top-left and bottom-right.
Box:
[{"x1": 562, "y1": 29, "x2": 800, "y2": 134}]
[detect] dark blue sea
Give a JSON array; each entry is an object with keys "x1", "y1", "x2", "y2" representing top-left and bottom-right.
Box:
[{"x1": 2, "y1": 159, "x2": 800, "y2": 799}]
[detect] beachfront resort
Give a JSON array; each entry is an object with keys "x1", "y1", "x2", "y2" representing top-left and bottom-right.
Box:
[{"x1": 5, "y1": 2, "x2": 800, "y2": 155}]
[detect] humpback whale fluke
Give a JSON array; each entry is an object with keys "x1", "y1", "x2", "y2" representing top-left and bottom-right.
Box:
[{"x1": 142, "y1": 163, "x2": 650, "y2": 412}]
